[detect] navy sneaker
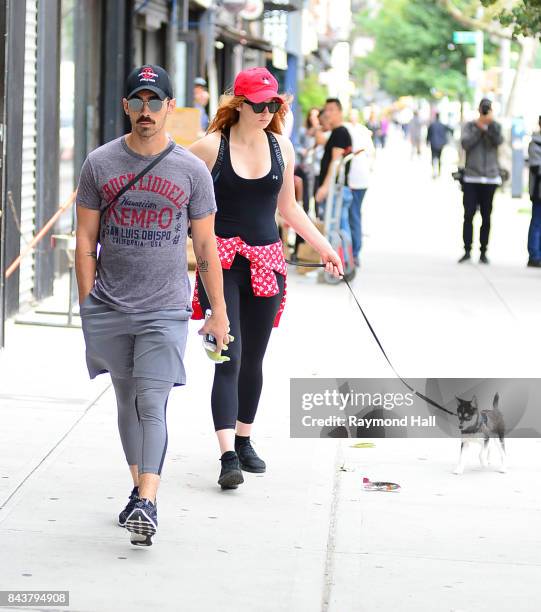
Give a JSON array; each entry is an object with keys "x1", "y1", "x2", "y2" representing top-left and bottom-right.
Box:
[
  {"x1": 118, "y1": 486, "x2": 139, "y2": 527},
  {"x1": 218, "y1": 451, "x2": 244, "y2": 489},
  {"x1": 125, "y1": 498, "x2": 158, "y2": 546},
  {"x1": 235, "y1": 439, "x2": 266, "y2": 473}
]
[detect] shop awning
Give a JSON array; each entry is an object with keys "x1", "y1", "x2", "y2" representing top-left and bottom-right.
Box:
[
  {"x1": 215, "y1": 23, "x2": 273, "y2": 52},
  {"x1": 263, "y1": 0, "x2": 302, "y2": 11}
]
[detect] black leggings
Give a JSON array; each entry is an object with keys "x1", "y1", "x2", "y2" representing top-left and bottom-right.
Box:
[{"x1": 197, "y1": 255, "x2": 285, "y2": 431}]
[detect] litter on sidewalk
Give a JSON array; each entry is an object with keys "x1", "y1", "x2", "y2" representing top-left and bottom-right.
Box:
[{"x1": 362, "y1": 477, "x2": 401, "y2": 492}]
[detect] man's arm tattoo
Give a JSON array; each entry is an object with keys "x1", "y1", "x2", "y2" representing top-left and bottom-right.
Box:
[
  {"x1": 197, "y1": 255, "x2": 209, "y2": 272},
  {"x1": 86, "y1": 251, "x2": 97, "y2": 260}
]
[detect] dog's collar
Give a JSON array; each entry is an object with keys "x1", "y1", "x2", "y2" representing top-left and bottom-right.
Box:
[{"x1": 461, "y1": 411, "x2": 489, "y2": 434}]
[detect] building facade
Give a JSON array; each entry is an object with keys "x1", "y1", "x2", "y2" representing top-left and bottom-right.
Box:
[{"x1": 1, "y1": 0, "x2": 337, "y2": 348}]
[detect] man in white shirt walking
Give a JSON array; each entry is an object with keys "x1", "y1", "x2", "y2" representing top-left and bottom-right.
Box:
[{"x1": 346, "y1": 108, "x2": 375, "y2": 267}]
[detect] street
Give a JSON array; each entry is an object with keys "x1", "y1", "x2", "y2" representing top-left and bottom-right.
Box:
[{"x1": 1, "y1": 130, "x2": 540, "y2": 612}]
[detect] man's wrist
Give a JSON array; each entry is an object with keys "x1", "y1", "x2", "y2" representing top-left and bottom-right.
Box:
[
  {"x1": 78, "y1": 288, "x2": 92, "y2": 304},
  {"x1": 209, "y1": 302, "x2": 227, "y2": 315}
]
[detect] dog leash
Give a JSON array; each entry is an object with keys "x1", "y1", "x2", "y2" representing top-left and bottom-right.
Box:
[{"x1": 285, "y1": 259, "x2": 457, "y2": 417}]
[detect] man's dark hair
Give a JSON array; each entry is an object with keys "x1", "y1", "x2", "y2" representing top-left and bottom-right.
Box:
[
  {"x1": 479, "y1": 98, "x2": 492, "y2": 115},
  {"x1": 325, "y1": 98, "x2": 342, "y2": 111},
  {"x1": 435, "y1": 112, "x2": 440, "y2": 120}
]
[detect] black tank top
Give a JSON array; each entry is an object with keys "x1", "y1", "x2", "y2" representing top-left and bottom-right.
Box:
[{"x1": 211, "y1": 127, "x2": 285, "y2": 246}]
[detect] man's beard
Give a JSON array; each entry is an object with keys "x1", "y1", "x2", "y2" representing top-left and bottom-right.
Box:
[{"x1": 135, "y1": 120, "x2": 160, "y2": 138}]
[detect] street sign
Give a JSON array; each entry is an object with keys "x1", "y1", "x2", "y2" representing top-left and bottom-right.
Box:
[{"x1": 453, "y1": 31, "x2": 477, "y2": 44}]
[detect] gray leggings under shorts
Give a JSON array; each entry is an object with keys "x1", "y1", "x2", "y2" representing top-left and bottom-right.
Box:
[{"x1": 80, "y1": 294, "x2": 189, "y2": 474}]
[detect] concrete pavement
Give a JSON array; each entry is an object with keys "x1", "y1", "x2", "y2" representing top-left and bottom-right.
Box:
[{"x1": 0, "y1": 129, "x2": 540, "y2": 612}]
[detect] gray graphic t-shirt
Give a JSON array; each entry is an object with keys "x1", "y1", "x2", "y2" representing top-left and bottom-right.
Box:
[{"x1": 76, "y1": 136, "x2": 216, "y2": 313}]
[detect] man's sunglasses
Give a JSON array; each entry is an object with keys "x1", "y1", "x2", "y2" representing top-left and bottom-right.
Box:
[
  {"x1": 244, "y1": 99, "x2": 281, "y2": 114},
  {"x1": 127, "y1": 97, "x2": 168, "y2": 113}
]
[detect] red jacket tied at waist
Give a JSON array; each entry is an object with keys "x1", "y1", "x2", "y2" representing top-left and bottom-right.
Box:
[{"x1": 191, "y1": 236, "x2": 288, "y2": 327}]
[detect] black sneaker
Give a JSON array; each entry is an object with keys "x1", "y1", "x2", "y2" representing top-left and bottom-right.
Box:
[
  {"x1": 218, "y1": 451, "x2": 244, "y2": 489},
  {"x1": 125, "y1": 498, "x2": 158, "y2": 547},
  {"x1": 527, "y1": 259, "x2": 541, "y2": 268},
  {"x1": 118, "y1": 486, "x2": 139, "y2": 527},
  {"x1": 479, "y1": 253, "x2": 489, "y2": 264},
  {"x1": 458, "y1": 252, "x2": 471, "y2": 263},
  {"x1": 236, "y1": 440, "x2": 266, "y2": 474}
]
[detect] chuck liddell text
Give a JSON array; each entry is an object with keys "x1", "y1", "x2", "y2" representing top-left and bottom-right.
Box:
[{"x1": 301, "y1": 415, "x2": 437, "y2": 428}]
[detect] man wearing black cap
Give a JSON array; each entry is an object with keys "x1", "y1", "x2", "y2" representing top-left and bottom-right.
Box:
[
  {"x1": 75, "y1": 65, "x2": 229, "y2": 546},
  {"x1": 458, "y1": 98, "x2": 503, "y2": 264}
]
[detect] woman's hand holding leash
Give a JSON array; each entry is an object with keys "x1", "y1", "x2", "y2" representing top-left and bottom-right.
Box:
[{"x1": 320, "y1": 246, "x2": 343, "y2": 278}]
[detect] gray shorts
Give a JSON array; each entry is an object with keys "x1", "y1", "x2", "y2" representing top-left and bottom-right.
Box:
[{"x1": 80, "y1": 294, "x2": 190, "y2": 386}]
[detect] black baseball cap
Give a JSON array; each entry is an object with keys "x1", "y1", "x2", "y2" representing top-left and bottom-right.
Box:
[{"x1": 125, "y1": 65, "x2": 174, "y2": 100}]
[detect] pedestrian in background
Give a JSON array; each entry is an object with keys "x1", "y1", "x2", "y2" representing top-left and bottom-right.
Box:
[
  {"x1": 527, "y1": 115, "x2": 541, "y2": 268},
  {"x1": 379, "y1": 114, "x2": 389, "y2": 148},
  {"x1": 297, "y1": 107, "x2": 321, "y2": 200},
  {"x1": 426, "y1": 112, "x2": 451, "y2": 178},
  {"x1": 311, "y1": 109, "x2": 330, "y2": 209},
  {"x1": 193, "y1": 77, "x2": 210, "y2": 133},
  {"x1": 409, "y1": 111, "x2": 423, "y2": 157},
  {"x1": 347, "y1": 108, "x2": 375, "y2": 267},
  {"x1": 315, "y1": 98, "x2": 352, "y2": 228},
  {"x1": 366, "y1": 111, "x2": 381, "y2": 148},
  {"x1": 292, "y1": 107, "x2": 321, "y2": 258},
  {"x1": 458, "y1": 98, "x2": 503, "y2": 265}
]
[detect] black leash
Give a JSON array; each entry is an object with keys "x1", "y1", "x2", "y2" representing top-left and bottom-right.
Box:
[{"x1": 285, "y1": 259, "x2": 457, "y2": 417}]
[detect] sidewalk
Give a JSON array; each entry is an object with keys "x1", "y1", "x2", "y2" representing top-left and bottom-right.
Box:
[{"x1": 1, "y1": 130, "x2": 540, "y2": 612}]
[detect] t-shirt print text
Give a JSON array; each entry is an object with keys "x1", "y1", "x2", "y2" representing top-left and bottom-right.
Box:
[{"x1": 101, "y1": 173, "x2": 188, "y2": 248}]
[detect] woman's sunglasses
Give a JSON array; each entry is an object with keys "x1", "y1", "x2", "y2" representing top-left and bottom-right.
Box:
[
  {"x1": 127, "y1": 97, "x2": 167, "y2": 113},
  {"x1": 244, "y1": 99, "x2": 282, "y2": 114}
]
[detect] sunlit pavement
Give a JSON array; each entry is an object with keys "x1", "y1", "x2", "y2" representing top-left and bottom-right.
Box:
[{"x1": 0, "y1": 128, "x2": 539, "y2": 611}]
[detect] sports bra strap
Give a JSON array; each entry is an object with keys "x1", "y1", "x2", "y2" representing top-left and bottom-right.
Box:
[
  {"x1": 211, "y1": 130, "x2": 228, "y2": 183},
  {"x1": 268, "y1": 132, "x2": 285, "y2": 173}
]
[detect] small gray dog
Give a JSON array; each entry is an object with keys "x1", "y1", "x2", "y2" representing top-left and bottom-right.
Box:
[{"x1": 453, "y1": 392, "x2": 506, "y2": 474}]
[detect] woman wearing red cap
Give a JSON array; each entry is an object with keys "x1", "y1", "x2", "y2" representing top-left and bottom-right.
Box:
[{"x1": 190, "y1": 67, "x2": 343, "y2": 489}]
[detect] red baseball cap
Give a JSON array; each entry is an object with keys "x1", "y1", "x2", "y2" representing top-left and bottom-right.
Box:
[{"x1": 233, "y1": 67, "x2": 284, "y2": 104}]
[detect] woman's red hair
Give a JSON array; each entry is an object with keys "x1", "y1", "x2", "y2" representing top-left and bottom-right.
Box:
[{"x1": 207, "y1": 91, "x2": 289, "y2": 135}]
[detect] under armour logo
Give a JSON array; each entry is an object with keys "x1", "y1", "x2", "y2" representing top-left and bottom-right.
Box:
[{"x1": 272, "y1": 175, "x2": 279, "y2": 180}]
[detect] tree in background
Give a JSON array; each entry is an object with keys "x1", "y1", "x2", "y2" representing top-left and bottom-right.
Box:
[
  {"x1": 438, "y1": 0, "x2": 513, "y2": 38},
  {"x1": 437, "y1": 0, "x2": 539, "y2": 116},
  {"x1": 353, "y1": 0, "x2": 473, "y2": 100},
  {"x1": 481, "y1": 0, "x2": 541, "y2": 38},
  {"x1": 298, "y1": 74, "x2": 328, "y2": 117}
]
